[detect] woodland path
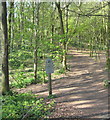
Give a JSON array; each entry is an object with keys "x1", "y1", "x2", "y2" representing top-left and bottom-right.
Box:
[{"x1": 16, "y1": 49, "x2": 109, "y2": 120}]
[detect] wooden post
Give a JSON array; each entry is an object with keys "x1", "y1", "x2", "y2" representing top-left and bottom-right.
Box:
[
  {"x1": 46, "y1": 58, "x2": 54, "y2": 96},
  {"x1": 48, "y1": 73, "x2": 52, "y2": 95}
]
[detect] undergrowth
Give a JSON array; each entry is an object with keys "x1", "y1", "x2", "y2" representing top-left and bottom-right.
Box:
[
  {"x1": 2, "y1": 92, "x2": 55, "y2": 120},
  {"x1": 104, "y1": 80, "x2": 110, "y2": 88}
]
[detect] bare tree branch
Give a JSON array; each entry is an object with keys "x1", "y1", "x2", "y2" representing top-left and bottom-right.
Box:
[
  {"x1": 86, "y1": 3, "x2": 108, "y2": 15},
  {"x1": 66, "y1": 8, "x2": 110, "y2": 18}
]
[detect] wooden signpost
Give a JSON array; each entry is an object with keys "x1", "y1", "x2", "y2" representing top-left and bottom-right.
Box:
[{"x1": 46, "y1": 58, "x2": 54, "y2": 96}]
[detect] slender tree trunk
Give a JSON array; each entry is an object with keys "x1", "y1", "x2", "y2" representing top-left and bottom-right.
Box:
[
  {"x1": 65, "y1": 4, "x2": 69, "y2": 70},
  {"x1": 51, "y1": 4, "x2": 54, "y2": 44},
  {"x1": 55, "y1": 2, "x2": 67, "y2": 70},
  {"x1": 101, "y1": 2, "x2": 106, "y2": 51},
  {"x1": 107, "y1": 2, "x2": 110, "y2": 82},
  {"x1": 20, "y1": 2, "x2": 25, "y2": 48},
  {"x1": 11, "y1": 3, "x2": 14, "y2": 50},
  {"x1": 51, "y1": 24, "x2": 54, "y2": 43},
  {"x1": 0, "y1": 3, "x2": 3, "y2": 119},
  {"x1": 34, "y1": 3, "x2": 40, "y2": 83},
  {"x1": 8, "y1": 2, "x2": 14, "y2": 52},
  {"x1": 34, "y1": 48, "x2": 38, "y2": 82},
  {"x1": 2, "y1": 2, "x2": 10, "y2": 94},
  {"x1": 30, "y1": 2, "x2": 35, "y2": 49},
  {"x1": 0, "y1": 2, "x2": 3, "y2": 96}
]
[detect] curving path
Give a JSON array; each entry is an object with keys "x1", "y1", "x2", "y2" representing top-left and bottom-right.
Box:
[{"x1": 17, "y1": 49, "x2": 109, "y2": 120}]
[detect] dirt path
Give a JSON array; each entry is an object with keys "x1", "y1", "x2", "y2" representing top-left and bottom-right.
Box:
[{"x1": 16, "y1": 49, "x2": 109, "y2": 119}]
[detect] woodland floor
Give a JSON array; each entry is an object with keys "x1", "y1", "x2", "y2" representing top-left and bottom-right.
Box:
[{"x1": 16, "y1": 49, "x2": 110, "y2": 120}]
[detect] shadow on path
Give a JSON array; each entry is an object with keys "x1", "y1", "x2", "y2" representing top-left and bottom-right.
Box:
[{"x1": 16, "y1": 50, "x2": 109, "y2": 119}]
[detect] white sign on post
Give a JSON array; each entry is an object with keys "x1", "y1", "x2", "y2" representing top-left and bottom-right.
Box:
[{"x1": 45, "y1": 58, "x2": 54, "y2": 74}]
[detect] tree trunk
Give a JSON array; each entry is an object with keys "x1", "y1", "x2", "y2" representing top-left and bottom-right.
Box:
[
  {"x1": 0, "y1": 2, "x2": 3, "y2": 96},
  {"x1": 34, "y1": 3, "x2": 40, "y2": 83},
  {"x1": 20, "y1": 2, "x2": 25, "y2": 48},
  {"x1": 8, "y1": 2, "x2": 14, "y2": 52},
  {"x1": 2, "y1": 2, "x2": 10, "y2": 94},
  {"x1": 107, "y1": 2, "x2": 110, "y2": 82},
  {"x1": 64, "y1": 4, "x2": 69, "y2": 70},
  {"x1": 55, "y1": 2, "x2": 67, "y2": 70}
]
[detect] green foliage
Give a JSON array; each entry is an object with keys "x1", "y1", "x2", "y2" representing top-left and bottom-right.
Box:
[
  {"x1": 7, "y1": 2, "x2": 109, "y2": 89},
  {"x1": 57, "y1": 67, "x2": 65, "y2": 74},
  {"x1": 9, "y1": 50, "x2": 33, "y2": 69},
  {"x1": 37, "y1": 71, "x2": 48, "y2": 83},
  {"x1": 10, "y1": 70, "x2": 49, "y2": 88},
  {"x1": 2, "y1": 92, "x2": 55, "y2": 120},
  {"x1": 47, "y1": 94, "x2": 57, "y2": 99},
  {"x1": 10, "y1": 72, "x2": 35, "y2": 88},
  {"x1": 9, "y1": 54, "x2": 21, "y2": 69},
  {"x1": 104, "y1": 80, "x2": 110, "y2": 88}
]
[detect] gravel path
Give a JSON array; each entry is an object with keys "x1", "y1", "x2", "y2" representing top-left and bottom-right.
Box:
[{"x1": 16, "y1": 49, "x2": 109, "y2": 120}]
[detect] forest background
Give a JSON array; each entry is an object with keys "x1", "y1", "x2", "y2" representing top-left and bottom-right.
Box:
[{"x1": 0, "y1": 0, "x2": 110, "y2": 119}]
